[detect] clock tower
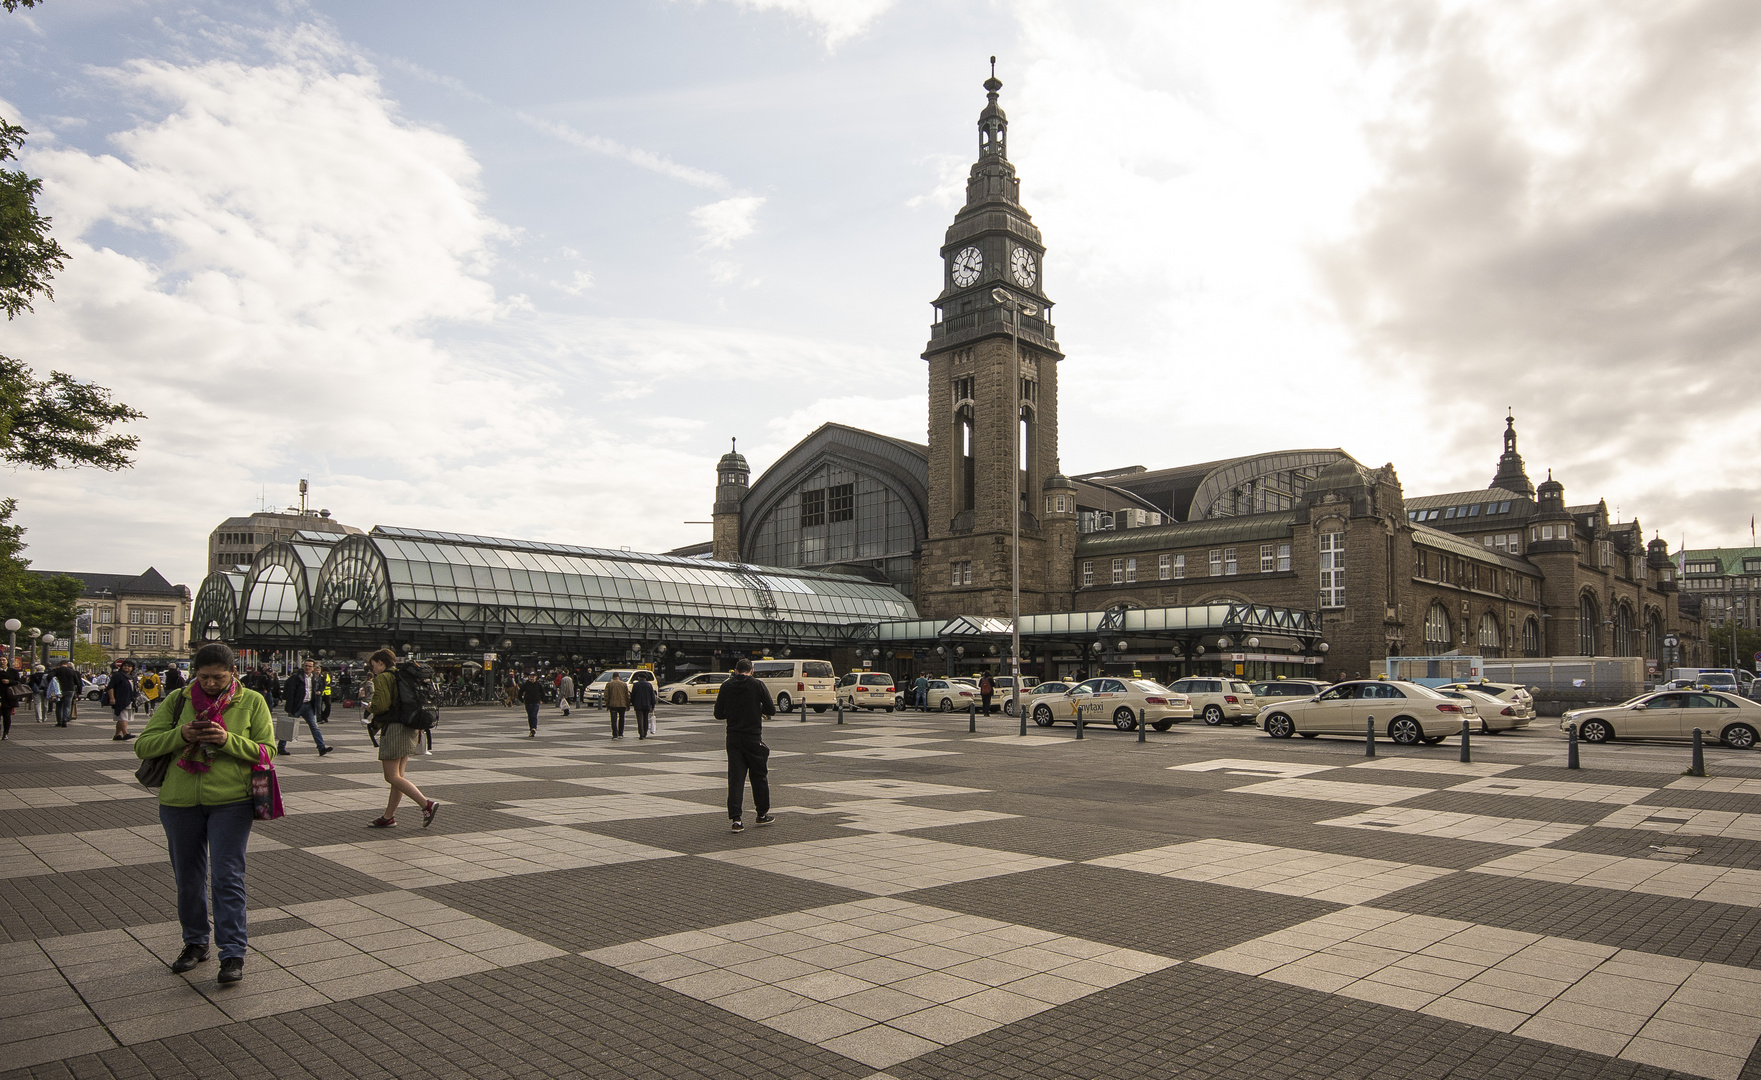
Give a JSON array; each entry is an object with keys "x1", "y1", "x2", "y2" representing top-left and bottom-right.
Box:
[{"x1": 916, "y1": 63, "x2": 1071, "y2": 619}]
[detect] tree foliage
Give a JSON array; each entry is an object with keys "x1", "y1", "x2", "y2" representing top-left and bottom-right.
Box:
[
  {"x1": 1705, "y1": 624, "x2": 1761, "y2": 675},
  {"x1": 0, "y1": 6, "x2": 146, "y2": 471},
  {"x1": 0, "y1": 498, "x2": 81, "y2": 634}
]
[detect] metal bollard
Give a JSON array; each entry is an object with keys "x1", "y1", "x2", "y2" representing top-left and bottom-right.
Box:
[
  {"x1": 1137, "y1": 707, "x2": 1147, "y2": 744},
  {"x1": 1076, "y1": 710, "x2": 1085, "y2": 740},
  {"x1": 1019, "y1": 704, "x2": 1027, "y2": 737},
  {"x1": 1567, "y1": 722, "x2": 1579, "y2": 769},
  {"x1": 1365, "y1": 716, "x2": 1376, "y2": 757},
  {"x1": 1690, "y1": 727, "x2": 1706, "y2": 777},
  {"x1": 799, "y1": 699, "x2": 806, "y2": 723},
  {"x1": 1460, "y1": 720, "x2": 1471, "y2": 763},
  {"x1": 969, "y1": 701, "x2": 976, "y2": 733},
  {"x1": 836, "y1": 701, "x2": 844, "y2": 725}
]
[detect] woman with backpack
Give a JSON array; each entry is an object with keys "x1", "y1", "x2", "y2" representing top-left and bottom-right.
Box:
[{"x1": 364, "y1": 648, "x2": 437, "y2": 829}]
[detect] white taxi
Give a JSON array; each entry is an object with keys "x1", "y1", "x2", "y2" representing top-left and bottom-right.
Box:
[
  {"x1": 837, "y1": 672, "x2": 898, "y2": 712},
  {"x1": 659, "y1": 672, "x2": 730, "y2": 706},
  {"x1": 1562, "y1": 691, "x2": 1761, "y2": 748},
  {"x1": 1033, "y1": 677, "x2": 1193, "y2": 732},
  {"x1": 1167, "y1": 678, "x2": 1259, "y2": 726},
  {"x1": 1259, "y1": 679, "x2": 1477, "y2": 745}
]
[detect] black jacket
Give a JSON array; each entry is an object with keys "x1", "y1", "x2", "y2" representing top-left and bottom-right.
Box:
[
  {"x1": 631, "y1": 679, "x2": 657, "y2": 711},
  {"x1": 713, "y1": 673, "x2": 773, "y2": 736},
  {"x1": 282, "y1": 672, "x2": 320, "y2": 712},
  {"x1": 519, "y1": 680, "x2": 545, "y2": 706},
  {"x1": 52, "y1": 665, "x2": 79, "y2": 695}
]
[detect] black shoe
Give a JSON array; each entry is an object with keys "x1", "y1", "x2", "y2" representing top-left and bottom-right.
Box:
[
  {"x1": 171, "y1": 944, "x2": 209, "y2": 973},
  {"x1": 217, "y1": 957, "x2": 244, "y2": 984},
  {"x1": 318, "y1": 745, "x2": 333, "y2": 757},
  {"x1": 730, "y1": 820, "x2": 744, "y2": 832},
  {"x1": 121, "y1": 733, "x2": 135, "y2": 740},
  {"x1": 755, "y1": 814, "x2": 775, "y2": 826}
]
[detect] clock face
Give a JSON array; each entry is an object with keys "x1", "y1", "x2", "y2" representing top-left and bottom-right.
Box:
[
  {"x1": 1010, "y1": 247, "x2": 1037, "y2": 288},
  {"x1": 951, "y1": 246, "x2": 983, "y2": 287}
]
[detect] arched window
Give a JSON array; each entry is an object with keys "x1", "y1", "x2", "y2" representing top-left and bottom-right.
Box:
[
  {"x1": 1478, "y1": 612, "x2": 1503, "y2": 658},
  {"x1": 1646, "y1": 611, "x2": 1664, "y2": 661},
  {"x1": 1522, "y1": 617, "x2": 1541, "y2": 657},
  {"x1": 1579, "y1": 592, "x2": 1600, "y2": 656},
  {"x1": 1423, "y1": 602, "x2": 1453, "y2": 651},
  {"x1": 1613, "y1": 603, "x2": 1634, "y2": 657}
]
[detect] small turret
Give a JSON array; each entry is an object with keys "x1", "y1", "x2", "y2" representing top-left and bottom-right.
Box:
[
  {"x1": 712, "y1": 438, "x2": 749, "y2": 562},
  {"x1": 1490, "y1": 412, "x2": 1536, "y2": 498}
]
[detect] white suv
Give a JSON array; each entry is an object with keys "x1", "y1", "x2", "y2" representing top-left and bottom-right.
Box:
[
  {"x1": 837, "y1": 673, "x2": 898, "y2": 712},
  {"x1": 1167, "y1": 678, "x2": 1258, "y2": 725}
]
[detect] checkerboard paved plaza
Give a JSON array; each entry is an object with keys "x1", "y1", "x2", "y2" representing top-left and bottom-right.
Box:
[{"x1": 4, "y1": 701, "x2": 1761, "y2": 1079}]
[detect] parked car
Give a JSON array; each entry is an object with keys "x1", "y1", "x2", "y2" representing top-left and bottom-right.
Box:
[
  {"x1": 1260, "y1": 679, "x2": 1477, "y2": 745},
  {"x1": 584, "y1": 669, "x2": 661, "y2": 706},
  {"x1": 751, "y1": 658, "x2": 837, "y2": 712},
  {"x1": 1250, "y1": 679, "x2": 1330, "y2": 700},
  {"x1": 991, "y1": 675, "x2": 1039, "y2": 715},
  {"x1": 1562, "y1": 691, "x2": 1761, "y2": 749},
  {"x1": 83, "y1": 677, "x2": 106, "y2": 701},
  {"x1": 658, "y1": 672, "x2": 729, "y2": 705},
  {"x1": 1032, "y1": 677, "x2": 1192, "y2": 731},
  {"x1": 1436, "y1": 687, "x2": 1532, "y2": 733},
  {"x1": 924, "y1": 679, "x2": 978, "y2": 712},
  {"x1": 1167, "y1": 677, "x2": 1258, "y2": 725},
  {"x1": 837, "y1": 672, "x2": 897, "y2": 712},
  {"x1": 1440, "y1": 681, "x2": 1535, "y2": 716}
]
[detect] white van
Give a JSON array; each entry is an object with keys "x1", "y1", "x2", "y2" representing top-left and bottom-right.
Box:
[{"x1": 751, "y1": 658, "x2": 837, "y2": 712}]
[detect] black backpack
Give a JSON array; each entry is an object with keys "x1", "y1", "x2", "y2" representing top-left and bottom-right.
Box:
[{"x1": 392, "y1": 661, "x2": 440, "y2": 731}]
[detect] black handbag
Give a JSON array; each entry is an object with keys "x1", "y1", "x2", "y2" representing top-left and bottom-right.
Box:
[{"x1": 133, "y1": 691, "x2": 186, "y2": 790}]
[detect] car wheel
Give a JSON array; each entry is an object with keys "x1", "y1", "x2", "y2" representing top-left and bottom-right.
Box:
[
  {"x1": 941, "y1": 698, "x2": 954, "y2": 713},
  {"x1": 776, "y1": 693, "x2": 792, "y2": 711},
  {"x1": 1421, "y1": 734, "x2": 1447, "y2": 745},
  {"x1": 1577, "y1": 718, "x2": 1612, "y2": 743},
  {"x1": 1722, "y1": 723, "x2": 1758, "y2": 750},
  {"x1": 672, "y1": 692, "x2": 687, "y2": 705},
  {"x1": 1202, "y1": 705, "x2": 1224, "y2": 725},
  {"x1": 884, "y1": 707, "x2": 893, "y2": 714},
  {"x1": 1389, "y1": 717, "x2": 1422, "y2": 745},
  {"x1": 1004, "y1": 700, "x2": 1017, "y2": 716},
  {"x1": 1153, "y1": 720, "x2": 1173, "y2": 731},
  {"x1": 1034, "y1": 704, "x2": 1055, "y2": 727},
  {"x1": 813, "y1": 705, "x2": 827, "y2": 713},
  {"x1": 1113, "y1": 706, "x2": 1138, "y2": 731},
  {"x1": 1299, "y1": 732, "x2": 1319, "y2": 739},
  {"x1": 1265, "y1": 713, "x2": 1295, "y2": 739}
]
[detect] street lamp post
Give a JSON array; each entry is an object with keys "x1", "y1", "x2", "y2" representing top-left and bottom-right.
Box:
[
  {"x1": 4, "y1": 618, "x2": 18, "y2": 664},
  {"x1": 992, "y1": 287, "x2": 1040, "y2": 720}
]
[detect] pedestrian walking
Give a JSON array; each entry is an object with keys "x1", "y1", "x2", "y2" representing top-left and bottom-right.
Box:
[
  {"x1": 603, "y1": 672, "x2": 631, "y2": 739},
  {"x1": 519, "y1": 672, "x2": 544, "y2": 737},
  {"x1": 631, "y1": 674, "x2": 657, "y2": 740},
  {"x1": 280, "y1": 659, "x2": 333, "y2": 757},
  {"x1": 714, "y1": 659, "x2": 773, "y2": 832},
  {"x1": 317, "y1": 667, "x2": 332, "y2": 723},
  {"x1": 913, "y1": 674, "x2": 929, "y2": 712},
  {"x1": 979, "y1": 672, "x2": 994, "y2": 715},
  {"x1": 364, "y1": 648, "x2": 438, "y2": 829},
  {"x1": 557, "y1": 673, "x2": 574, "y2": 717},
  {"x1": 29, "y1": 665, "x2": 47, "y2": 722},
  {"x1": 0, "y1": 655, "x2": 27, "y2": 740},
  {"x1": 138, "y1": 666, "x2": 163, "y2": 719},
  {"x1": 106, "y1": 660, "x2": 137, "y2": 740},
  {"x1": 162, "y1": 665, "x2": 185, "y2": 694},
  {"x1": 134, "y1": 641, "x2": 273, "y2": 985}
]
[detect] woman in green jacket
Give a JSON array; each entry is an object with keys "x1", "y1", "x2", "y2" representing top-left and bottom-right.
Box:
[
  {"x1": 366, "y1": 648, "x2": 438, "y2": 828},
  {"x1": 133, "y1": 642, "x2": 273, "y2": 984}
]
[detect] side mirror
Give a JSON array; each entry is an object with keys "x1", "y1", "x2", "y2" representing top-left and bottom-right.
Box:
[{"x1": 1632, "y1": 704, "x2": 1647, "y2": 711}]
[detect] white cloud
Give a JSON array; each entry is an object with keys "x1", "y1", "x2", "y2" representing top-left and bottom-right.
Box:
[
  {"x1": 690, "y1": 194, "x2": 765, "y2": 249},
  {"x1": 714, "y1": 0, "x2": 897, "y2": 49},
  {"x1": 553, "y1": 269, "x2": 595, "y2": 295},
  {"x1": 521, "y1": 113, "x2": 731, "y2": 193}
]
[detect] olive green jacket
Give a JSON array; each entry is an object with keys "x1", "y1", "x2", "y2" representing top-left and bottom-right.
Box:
[{"x1": 133, "y1": 685, "x2": 275, "y2": 807}]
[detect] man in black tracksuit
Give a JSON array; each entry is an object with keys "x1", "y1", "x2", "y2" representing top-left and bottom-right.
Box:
[{"x1": 713, "y1": 659, "x2": 774, "y2": 833}]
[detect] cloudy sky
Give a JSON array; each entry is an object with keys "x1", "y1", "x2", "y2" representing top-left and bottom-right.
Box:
[{"x1": 3, "y1": 0, "x2": 1758, "y2": 590}]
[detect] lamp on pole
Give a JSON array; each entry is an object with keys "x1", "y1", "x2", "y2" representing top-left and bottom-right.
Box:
[
  {"x1": 992, "y1": 287, "x2": 1040, "y2": 719},
  {"x1": 4, "y1": 618, "x2": 18, "y2": 664}
]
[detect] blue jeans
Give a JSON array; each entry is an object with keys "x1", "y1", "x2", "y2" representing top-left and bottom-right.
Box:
[
  {"x1": 159, "y1": 801, "x2": 254, "y2": 960},
  {"x1": 297, "y1": 704, "x2": 327, "y2": 750},
  {"x1": 54, "y1": 694, "x2": 72, "y2": 725}
]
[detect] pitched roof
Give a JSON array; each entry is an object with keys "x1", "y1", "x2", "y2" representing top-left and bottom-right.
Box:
[
  {"x1": 1409, "y1": 525, "x2": 1535, "y2": 573},
  {"x1": 1075, "y1": 511, "x2": 1298, "y2": 556},
  {"x1": 1404, "y1": 488, "x2": 1530, "y2": 511},
  {"x1": 32, "y1": 567, "x2": 186, "y2": 598}
]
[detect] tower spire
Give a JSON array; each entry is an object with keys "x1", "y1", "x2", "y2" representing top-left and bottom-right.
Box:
[{"x1": 1490, "y1": 411, "x2": 1535, "y2": 498}]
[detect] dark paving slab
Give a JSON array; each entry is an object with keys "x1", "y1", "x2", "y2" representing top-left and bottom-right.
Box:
[
  {"x1": 1639, "y1": 788, "x2": 1761, "y2": 814},
  {"x1": 890, "y1": 963, "x2": 1675, "y2": 1080},
  {"x1": 266, "y1": 801, "x2": 515, "y2": 846},
  {"x1": 247, "y1": 849, "x2": 400, "y2": 907},
  {"x1": 906, "y1": 863, "x2": 1341, "y2": 960},
  {"x1": 1398, "y1": 789, "x2": 1630, "y2": 824},
  {"x1": 0, "y1": 801, "x2": 161, "y2": 838},
  {"x1": 918, "y1": 816, "x2": 1177, "y2": 862},
  {"x1": 1551, "y1": 825, "x2": 1761, "y2": 871},
  {"x1": 0, "y1": 863, "x2": 173, "y2": 943},
  {"x1": 1375, "y1": 872, "x2": 1761, "y2": 969},
  {"x1": 10, "y1": 954, "x2": 871, "y2": 1080},
  {"x1": 581, "y1": 811, "x2": 858, "y2": 855}
]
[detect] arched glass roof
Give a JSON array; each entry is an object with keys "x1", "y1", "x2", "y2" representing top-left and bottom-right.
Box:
[
  {"x1": 308, "y1": 525, "x2": 915, "y2": 648},
  {"x1": 192, "y1": 572, "x2": 244, "y2": 643},
  {"x1": 239, "y1": 537, "x2": 342, "y2": 641}
]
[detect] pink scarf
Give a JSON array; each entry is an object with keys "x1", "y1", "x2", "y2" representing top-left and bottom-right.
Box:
[{"x1": 176, "y1": 678, "x2": 238, "y2": 774}]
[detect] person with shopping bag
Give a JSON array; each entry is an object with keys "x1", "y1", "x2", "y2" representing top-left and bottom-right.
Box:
[{"x1": 133, "y1": 642, "x2": 275, "y2": 984}]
